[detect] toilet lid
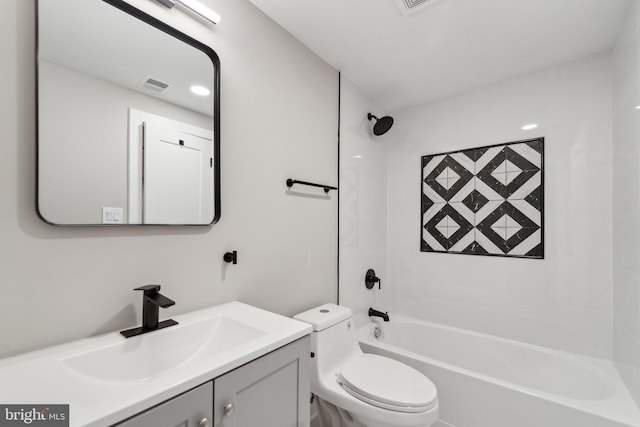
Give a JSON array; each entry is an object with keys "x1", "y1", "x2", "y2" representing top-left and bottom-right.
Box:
[{"x1": 337, "y1": 354, "x2": 437, "y2": 412}]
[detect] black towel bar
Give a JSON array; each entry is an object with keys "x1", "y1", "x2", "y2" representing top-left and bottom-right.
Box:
[{"x1": 286, "y1": 179, "x2": 338, "y2": 193}]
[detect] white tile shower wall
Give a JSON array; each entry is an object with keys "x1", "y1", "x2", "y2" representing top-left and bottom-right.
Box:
[
  {"x1": 612, "y1": 0, "x2": 640, "y2": 405},
  {"x1": 385, "y1": 53, "x2": 613, "y2": 358},
  {"x1": 339, "y1": 76, "x2": 388, "y2": 328},
  {"x1": 0, "y1": 0, "x2": 338, "y2": 358}
]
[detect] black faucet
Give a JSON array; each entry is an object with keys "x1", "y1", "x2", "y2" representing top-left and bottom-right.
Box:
[
  {"x1": 120, "y1": 285, "x2": 178, "y2": 338},
  {"x1": 368, "y1": 307, "x2": 390, "y2": 322}
]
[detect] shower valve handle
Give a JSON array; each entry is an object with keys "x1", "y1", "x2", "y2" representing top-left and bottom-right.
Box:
[{"x1": 365, "y1": 269, "x2": 381, "y2": 289}]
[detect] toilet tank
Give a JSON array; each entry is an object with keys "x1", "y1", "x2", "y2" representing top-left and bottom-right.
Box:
[
  {"x1": 293, "y1": 303, "x2": 352, "y2": 331},
  {"x1": 294, "y1": 304, "x2": 362, "y2": 375}
]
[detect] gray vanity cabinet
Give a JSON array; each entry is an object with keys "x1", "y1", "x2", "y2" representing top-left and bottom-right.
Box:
[
  {"x1": 213, "y1": 336, "x2": 310, "y2": 427},
  {"x1": 116, "y1": 381, "x2": 213, "y2": 427},
  {"x1": 113, "y1": 336, "x2": 310, "y2": 427}
]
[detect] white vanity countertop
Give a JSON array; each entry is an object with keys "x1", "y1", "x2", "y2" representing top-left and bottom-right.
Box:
[{"x1": 0, "y1": 301, "x2": 312, "y2": 426}]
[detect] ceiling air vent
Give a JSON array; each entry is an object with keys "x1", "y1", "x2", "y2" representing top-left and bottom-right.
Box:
[
  {"x1": 138, "y1": 76, "x2": 172, "y2": 94},
  {"x1": 394, "y1": 0, "x2": 443, "y2": 17},
  {"x1": 402, "y1": 0, "x2": 429, "y2": 9}
]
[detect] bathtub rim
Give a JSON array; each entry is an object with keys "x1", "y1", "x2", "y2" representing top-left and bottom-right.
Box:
[{"x1": 357, "y1": 315, "x2": 640, "y2": 426}]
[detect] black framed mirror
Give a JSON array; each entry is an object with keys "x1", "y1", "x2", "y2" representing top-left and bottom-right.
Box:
[{"x1": 36, "y1": 0, "x2": 220, "y2": 225}]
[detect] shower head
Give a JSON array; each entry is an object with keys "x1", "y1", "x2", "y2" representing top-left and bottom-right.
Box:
[{"x1": 367, "y1": 113, "x2": 394, "y2": 136}]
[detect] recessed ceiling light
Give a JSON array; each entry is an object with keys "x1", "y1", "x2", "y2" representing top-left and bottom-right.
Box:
[
  {"x1": 190, "y1": 85, "x2": 210, "y2": 96},
  {"x1": 353, "y1": 155, "x2": 363, "y2": 159},
  {"x1": 521, "y1": 124, "x2": 538, "y2": 131},
  {"x1": 635, "y1": 105, "x2": 640, "y2": 110}
]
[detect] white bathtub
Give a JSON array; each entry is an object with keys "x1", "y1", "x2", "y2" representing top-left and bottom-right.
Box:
[{"x1": 357, "y1": 316, "x2": 640, "y2": 427}]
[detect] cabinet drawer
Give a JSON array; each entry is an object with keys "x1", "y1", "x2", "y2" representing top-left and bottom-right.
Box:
[{"x1": 115, "y1": 382, "x2": 213, "y2": 427}]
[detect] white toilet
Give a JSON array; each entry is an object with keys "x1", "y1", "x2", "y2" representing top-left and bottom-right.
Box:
[{"x1": 294, "y1": 304, "x2": 439, "y2": 427}]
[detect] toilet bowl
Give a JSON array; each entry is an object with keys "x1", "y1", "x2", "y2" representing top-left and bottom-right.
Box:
[{"x1": 294, "y1": 304, "x2": 439, "y2": 427}]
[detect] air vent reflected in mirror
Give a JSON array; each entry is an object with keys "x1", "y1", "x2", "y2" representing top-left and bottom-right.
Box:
[
  {"x1": 394, "y1": 0, "x2": 443, "y2": 16},
  {"x1": 139, "y1": 75, "x2": 172, "y2": 93}
]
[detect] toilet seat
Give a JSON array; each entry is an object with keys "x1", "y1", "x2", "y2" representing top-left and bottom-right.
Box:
[{"x1": 337, "y1": 354, "x2": 437, "y2": 414}]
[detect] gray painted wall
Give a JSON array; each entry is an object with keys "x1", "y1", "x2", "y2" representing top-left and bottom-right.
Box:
[{"x1": 0, "y1": 0, "x2": 338, "y2": 358}]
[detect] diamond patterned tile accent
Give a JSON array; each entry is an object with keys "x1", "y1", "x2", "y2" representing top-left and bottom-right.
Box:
[
  {"x1": 421, "y1": 138, "x2": 544, "y2": 259},
  {"x1": 462, "y1": 190, "x2": 489, "y2": 213},
  {"x1": 424, "y1": 154, "x2": 474, "y2": 202},
  {"x1": 422, "y1": 193, "x2": 434, "y2": 214},
  {"x1": 525, "y1": 185, "x2": 542, "y2": 209},
  {"x1": 424, "y1": 203, "x2": 474, "y2": 250},
  {"x1": 462, "y1": 241, "x2": 489, "y2": 255},
  {"x1": 436, "y1": 215, "x2": 460, "y2": 238}
]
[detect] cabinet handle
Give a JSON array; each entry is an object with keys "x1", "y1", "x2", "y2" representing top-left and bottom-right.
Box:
[
  {"x1": 223, "y1": 403, "x2": 235, "y2": 417},
  {"x1": 198, "y1": 418, "x2": 210, "y2": 427}
]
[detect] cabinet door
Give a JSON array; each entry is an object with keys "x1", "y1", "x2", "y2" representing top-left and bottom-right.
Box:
[
  {"x1": 214, "y1": 336, "x2": 310, "y2": 427},
  {"x1": 115, "y1": 382, "x2": 213, "y2": 427}
]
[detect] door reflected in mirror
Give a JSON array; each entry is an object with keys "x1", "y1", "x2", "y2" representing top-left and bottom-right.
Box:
[{"x1": 37, "y1": 0, "x2": 220, "y2": 225}]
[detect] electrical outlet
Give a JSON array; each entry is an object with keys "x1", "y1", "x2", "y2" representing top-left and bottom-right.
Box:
[{"x1": 102, "y1": 207, "x2": 124, "y2": 224}]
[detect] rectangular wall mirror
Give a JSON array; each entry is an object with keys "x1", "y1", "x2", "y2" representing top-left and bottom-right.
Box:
[{"x1": 37, "y1": 0, "x2": 220, "y2": 225}]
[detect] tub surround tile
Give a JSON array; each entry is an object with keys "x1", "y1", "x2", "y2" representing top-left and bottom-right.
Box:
[
  {"x1": 613, "y1": 268, "x2": 640, "y2": 337},
  {"x1": 614, "y1": 213, "x2": 640, "y2": 277},
  {"x1": 348, "y1": 50, "x2": 613, "y2": 359},
  {"x1": 614, "y1": 317, "x2": 640, "y2": 368},
  {"x1": 615, "y1": 362, "x2": 640, "y2": 410},
  {"x1": 612, "y1": 149, "x2": 640, "y2": 215},
  {"x1": 612, "y1": 0, "x2": 640, "y2": 398},
  {"x1": 392, "y1": 289, "x2": 613, "y2": 358},
  {"x1": 338, "y1": 76, "x2": 387, "y2": 320}
]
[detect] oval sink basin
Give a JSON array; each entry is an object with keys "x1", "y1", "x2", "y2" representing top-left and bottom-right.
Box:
[{"x1": 61, "y1": 316, "x2": 264, "y2": 382}]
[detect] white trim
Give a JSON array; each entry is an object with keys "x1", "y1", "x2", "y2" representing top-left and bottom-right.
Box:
[{"x1": 127, "y1": 108, "x2": 214, "y2": 224}]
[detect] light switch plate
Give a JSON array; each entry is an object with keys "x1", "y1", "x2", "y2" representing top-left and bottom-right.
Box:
[{"x1": 102, "y1": 207, "x2": 124, "y2": 224}]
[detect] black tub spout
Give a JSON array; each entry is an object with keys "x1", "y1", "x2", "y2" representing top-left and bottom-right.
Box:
[{"x1": 368, "y1": 307, "x2": 389, "y2": 322}]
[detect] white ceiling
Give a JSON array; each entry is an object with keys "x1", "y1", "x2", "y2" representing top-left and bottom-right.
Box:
[{"x1": 248, "y1": 0, "x2": 631, "y2": 111}]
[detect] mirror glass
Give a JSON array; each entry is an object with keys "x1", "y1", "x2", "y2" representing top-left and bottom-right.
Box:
[{"x1": 37, "y1": 0, "x2": 220, "y2": 225}]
